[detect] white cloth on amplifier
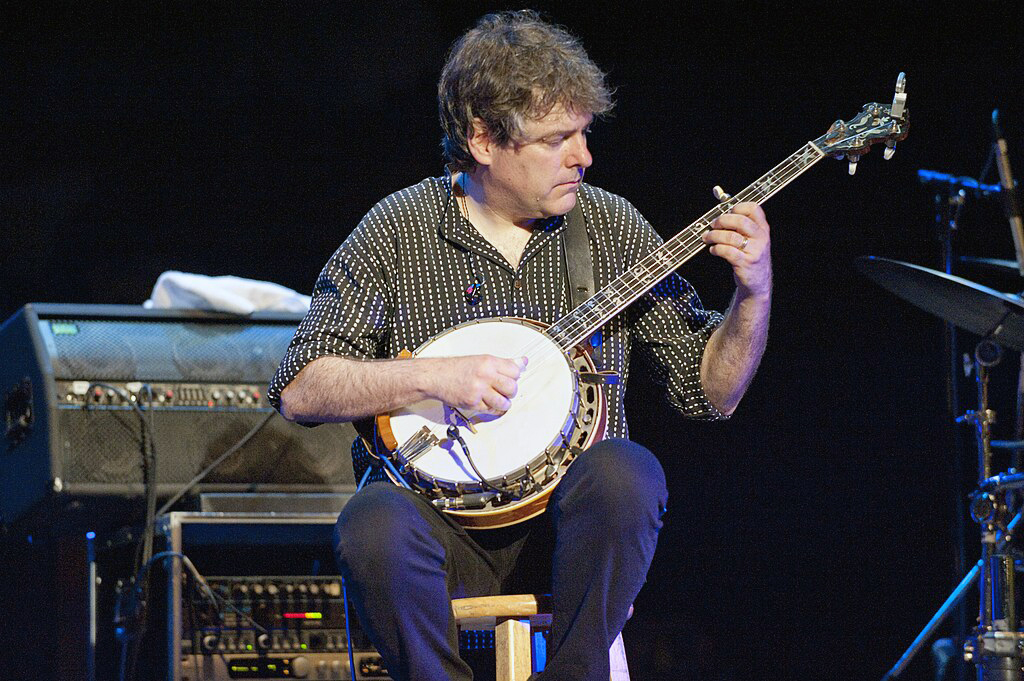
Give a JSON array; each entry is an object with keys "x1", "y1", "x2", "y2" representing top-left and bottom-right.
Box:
[{"x1": 144, "y1": 270, "x2": 311, "y2": 315}]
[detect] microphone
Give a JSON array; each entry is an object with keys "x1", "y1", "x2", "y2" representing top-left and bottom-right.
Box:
[
  {"x1": 464, "y1": 274, "x2": 484, "y2": 305},
  {"x1": 993, "y1": 109, "x2": 1024, "y2": 275}
]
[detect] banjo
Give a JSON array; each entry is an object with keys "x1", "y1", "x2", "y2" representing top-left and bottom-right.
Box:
[{"x1": 371, "y1": 74, "x2": 910, "y2": 529}]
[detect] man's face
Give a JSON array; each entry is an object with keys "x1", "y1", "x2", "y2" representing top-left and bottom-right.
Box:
[{"x1": 478, "y1": 106, "x2": 594, "y2": 225}]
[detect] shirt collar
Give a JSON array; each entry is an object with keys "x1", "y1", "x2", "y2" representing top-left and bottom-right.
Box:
[{"x1": 437, "y1": 172, "x2": 568, "y2": 273}]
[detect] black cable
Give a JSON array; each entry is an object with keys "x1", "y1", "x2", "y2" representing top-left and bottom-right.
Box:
[
  {"x1": 342, "y1": 577, "x2": 358, "y2": 681},
  {"x1": 978, "y1": 142, "x2": 997, "y2": 186},
  {"x1": 84, "y1": 382, "x2": 156, "y2": 681},
  {"x1": 156, "y1": 409, "x2": 276, "y2": 516},
  {"x1": 446, "y1": 425, "x2": 505, "y2": 498},
  {"x1": 139, "y1": 385, "x2": 158, "y2": 593},
  {"x1": 88, "y1": 386, "x2": 272, "y2": 680},
  {"x1": 116, "y1": 551, "x2": 270, "y2": 652}
]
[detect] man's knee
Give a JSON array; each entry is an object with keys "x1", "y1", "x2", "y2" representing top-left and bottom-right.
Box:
[
  {"x1": 334, "y1": 483, "x2": 444, "y2": 580},
  {"x1": 556, "y1": 438, "x2": 667, "y2": 519}
]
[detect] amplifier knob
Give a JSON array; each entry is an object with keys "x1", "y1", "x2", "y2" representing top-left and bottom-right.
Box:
[
  {"x1": 256, "y1": 633, "x2": 271, "y2": 650},
  {"x1": 291, "y1": 656, "x2": 310, "y2": 678},
  {"x1": 307, "y1": 583, "x2": 320, "y2": 596},
  {"x1": 266, "y1": 583, "x2": 279, "y2": 596},
  {"x1": 201, "y1": 634, "x2": 218, "y2": 652}
]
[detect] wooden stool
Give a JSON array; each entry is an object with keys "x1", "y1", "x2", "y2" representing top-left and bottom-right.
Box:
[{"x1": 451, "y1": 594, "x2": 630, "y2": 681}]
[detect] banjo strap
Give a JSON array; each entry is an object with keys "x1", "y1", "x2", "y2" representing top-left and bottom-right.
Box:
[
  {"x1": 562, "y1": 201, "x2": 595, "y2": 310},
  {"x1": 561, "y1": 200, "x2": 601, "y2": 362}
]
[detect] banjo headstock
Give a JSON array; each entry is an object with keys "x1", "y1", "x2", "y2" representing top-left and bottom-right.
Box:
[{"x1": 815, "y1": 72, "x2": 909, "y2": 174}]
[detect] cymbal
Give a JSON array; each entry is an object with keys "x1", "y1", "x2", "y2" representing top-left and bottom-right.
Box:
[
  {"x1": 855, "y1": 256, "x2": 1024, "y2": 351},
  {"x1": 958, "y1": 255, "x2": 1022, "y2": 274}
]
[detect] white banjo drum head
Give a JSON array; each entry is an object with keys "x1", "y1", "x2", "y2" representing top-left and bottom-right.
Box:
[{"x1": 389, "y1": 319, "x2": 576, "y2": 485}]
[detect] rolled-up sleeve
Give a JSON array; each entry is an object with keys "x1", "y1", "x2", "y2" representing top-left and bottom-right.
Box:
[
  {"x1": 267, "y1": 211, "x2": 395, "y2": 412},
  {"x1": 626, "y1": 222, "x2": 727, "y2": 421}
]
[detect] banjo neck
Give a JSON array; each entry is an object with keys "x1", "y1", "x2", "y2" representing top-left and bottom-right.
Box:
[
  {"x1": 545, "y1": 140, "x2": 827, "y2": 352},
  {"x1": 545, "y1": 75, "x2": 911, "y2": 352}
]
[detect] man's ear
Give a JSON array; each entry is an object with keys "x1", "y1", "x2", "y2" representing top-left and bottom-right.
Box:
[{"x1": 466, "y1": 118, "x2": 494, "y2": 167}]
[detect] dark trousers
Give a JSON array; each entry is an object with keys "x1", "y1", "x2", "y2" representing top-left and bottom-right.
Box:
[{"x1": 334, "y1": 438, "x2": 668, "y2": 681}]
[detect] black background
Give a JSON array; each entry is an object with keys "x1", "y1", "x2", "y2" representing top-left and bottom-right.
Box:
[{"x1": 3, "y1": 2, "x2": 1024, "y2": 680}]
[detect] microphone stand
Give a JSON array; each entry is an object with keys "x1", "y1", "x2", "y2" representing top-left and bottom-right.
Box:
[{"x1": 936, "y1": 183, "x2": 971, "y2": 681}]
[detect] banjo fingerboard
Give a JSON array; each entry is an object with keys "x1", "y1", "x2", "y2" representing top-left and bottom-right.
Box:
[{"x1": 545, "y1": 141, "x2": 826, "y2": 352}]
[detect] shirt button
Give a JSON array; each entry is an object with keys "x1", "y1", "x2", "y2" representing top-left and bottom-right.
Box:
[{"x1": 513, "y1": 279, "x2": 523, "y2": 290}]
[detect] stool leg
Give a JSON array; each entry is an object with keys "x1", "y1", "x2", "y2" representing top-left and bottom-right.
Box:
[
  {"x1": 495, "y1": 618, "x2": 533, "y2": 681},
  {"x1": 609, "y1": 632, "x2": 630, "y2": 681}
]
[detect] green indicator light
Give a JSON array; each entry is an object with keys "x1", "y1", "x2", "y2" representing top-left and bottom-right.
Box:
[
  {"x1": 50, "y1": 322, "x2": 79, "y2": 336},
  {"x1": 300, "y1": 643, "x2": 307, "y2": 650},
  {"x1": 246, "y1": 644, "x2": 253, "y2": 650}
]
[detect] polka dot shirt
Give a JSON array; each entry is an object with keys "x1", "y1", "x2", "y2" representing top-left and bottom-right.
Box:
[{"x1": 268, "y1": 174, "x2": 726, "y2": 439}]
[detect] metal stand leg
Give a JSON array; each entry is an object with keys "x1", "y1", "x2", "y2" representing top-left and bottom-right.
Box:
[
  {"x1": 86, "y1": 531, "x2": 97, "y2": 681},
  {"x1": 882, "y1": 512, "x2": 1022, "y2": 681}
]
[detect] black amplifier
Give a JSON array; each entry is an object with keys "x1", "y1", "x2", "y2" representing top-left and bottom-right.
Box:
[{"x1": 0, "y1": 303, "x2": 357, "y2": 530}]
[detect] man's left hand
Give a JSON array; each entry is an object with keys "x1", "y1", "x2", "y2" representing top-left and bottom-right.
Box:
[{"x1": 701, "y1": 202, "x2": 772, "y2": 298}]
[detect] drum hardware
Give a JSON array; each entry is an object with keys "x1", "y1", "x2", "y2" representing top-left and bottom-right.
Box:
[
  {"x1": 878, "y1": 340, "x2": 1024, "y2": 681},
  {"x1": 858, "y1": 233, "x2": 1024, "y2": 677}
]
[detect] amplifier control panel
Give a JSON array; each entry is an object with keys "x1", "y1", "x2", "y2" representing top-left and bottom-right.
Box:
[{"x1": 57, "y1": 380, "x2": 268, "y2": 409}]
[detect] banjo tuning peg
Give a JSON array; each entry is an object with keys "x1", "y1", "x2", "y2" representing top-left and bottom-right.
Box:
[{"x1": 712, "y1": 185, "x2": 732, "y2": 202}]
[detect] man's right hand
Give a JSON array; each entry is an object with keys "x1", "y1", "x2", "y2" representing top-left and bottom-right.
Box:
[
  {"x1": 422, "y1": 355, "x2": 528, "y2": 414},
  {"x1": 279, "y1": 354, "x2": 528, "y2": 424}
]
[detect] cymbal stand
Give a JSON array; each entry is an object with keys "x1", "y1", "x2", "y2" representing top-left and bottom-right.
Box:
[
  {"x1": 960, "y1": 341, "x2": 1022, "y2": 681},
  {"x1": 882, "y1": 341, "x2": 1022, "y2": 681}
]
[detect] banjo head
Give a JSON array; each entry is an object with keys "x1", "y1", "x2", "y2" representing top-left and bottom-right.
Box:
[{"x1": 388, "y1": 318, "x2": 578, "y2": 485}]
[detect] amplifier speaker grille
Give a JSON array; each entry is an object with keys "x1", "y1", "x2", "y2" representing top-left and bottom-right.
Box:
[{"x1": 56, "y1": 409, "x2": 352, "y2": 487}]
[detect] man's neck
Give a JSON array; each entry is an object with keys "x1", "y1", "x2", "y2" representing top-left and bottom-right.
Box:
[{"x1": 456, "y1": 171, "x2": 535, "y2": 269}]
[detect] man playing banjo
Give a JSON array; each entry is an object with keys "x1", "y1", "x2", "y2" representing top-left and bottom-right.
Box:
[{"x1": 270, "y1": 10, "x2": 771, "y2": 681}]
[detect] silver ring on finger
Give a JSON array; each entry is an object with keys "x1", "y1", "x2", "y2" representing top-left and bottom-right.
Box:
[{"x1": 739, "y1": 236, "x2": 750, "y2": 252}]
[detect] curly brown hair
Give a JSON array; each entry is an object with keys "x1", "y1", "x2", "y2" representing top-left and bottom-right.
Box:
[{"x1": 438, "y1": 10, "x2": 614, "y2": 172}]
